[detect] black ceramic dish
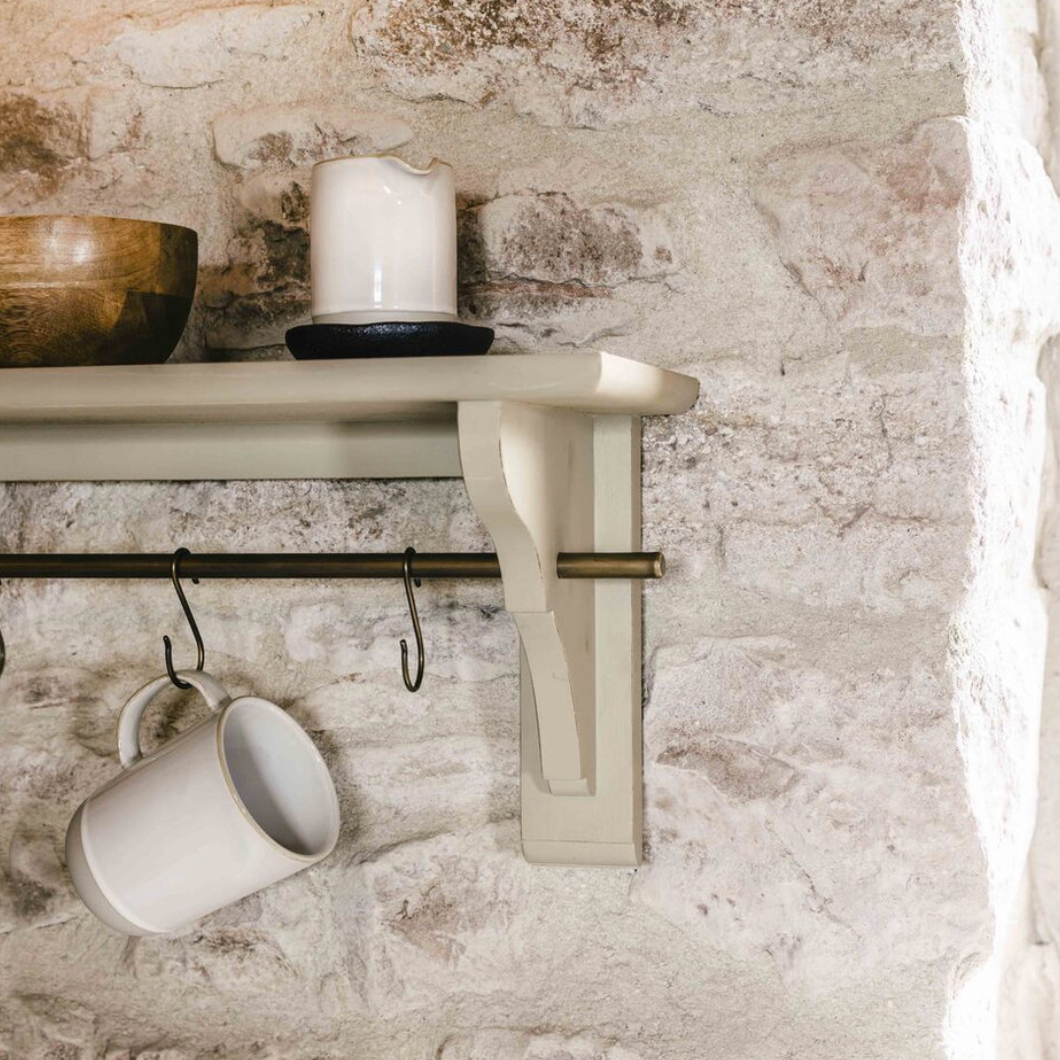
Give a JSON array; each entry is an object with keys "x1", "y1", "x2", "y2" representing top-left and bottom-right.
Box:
[{"x1": 285, "y1": 321, "x2": 494, "y2": 360}]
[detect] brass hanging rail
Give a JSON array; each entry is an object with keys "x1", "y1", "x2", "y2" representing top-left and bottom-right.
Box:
[{"x1": 0, "y1": 551, "x2": 666, "y2": 581}]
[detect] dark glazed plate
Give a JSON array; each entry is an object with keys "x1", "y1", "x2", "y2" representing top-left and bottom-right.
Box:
[{"x1": 285, "y1": 321, "x2": 494, "y2": 360}]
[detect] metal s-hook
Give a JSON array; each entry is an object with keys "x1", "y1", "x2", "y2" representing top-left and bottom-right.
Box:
[
  {"x1": 164, "y1": 548, "x2": 205, "y2": 690},
  {"x1": 400, "y1": 547, "x2": 425, "y2": 693}
]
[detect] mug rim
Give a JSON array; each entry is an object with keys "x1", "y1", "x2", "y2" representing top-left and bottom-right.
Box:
[{"x1": 215, "y1": 697, "x2": 341, "y2": 864}]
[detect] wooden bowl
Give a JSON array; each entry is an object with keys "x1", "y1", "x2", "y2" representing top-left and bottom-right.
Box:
[{"x1": 0, "y1": 215, "x2": 197, "y2": 368}]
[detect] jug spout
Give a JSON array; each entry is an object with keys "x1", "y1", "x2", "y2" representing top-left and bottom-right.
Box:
[{"x1": 378, "y1": 155, "x2": 449, "y2": 177}]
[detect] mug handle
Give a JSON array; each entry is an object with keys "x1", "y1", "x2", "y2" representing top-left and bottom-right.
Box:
[{"x1": 117, "y1": 671, "x2": 231, "y2": 768}]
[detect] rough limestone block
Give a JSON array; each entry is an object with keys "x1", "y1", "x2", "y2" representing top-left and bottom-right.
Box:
[
  {"x1": 439, "y1": 1029, "x2": 643, "y2": 1060},
  {"x1": 961, "y1": 121, "x2": 1060, "y2": 347},
  {"x1": 326, "y1": 735, "x2": 519, "y2": 855},
  {"x1": 0, "y1": 827, "x2": 79, "y2": 932},
  {"x1": 336, "y1": 825, "x2": 531, "y2": 1013},
  {"x1": 350, "y1": 0, "x2": 963, "y2": 125},
  {"x1": 3, "y1": 995, "x2": 96, "y2": 1060},
  {"x1": 213, "y1": 106, "x2": 412, "y2": 169},
  {"x1": 459, "y1": 191, "x2": 678, "y2": 347},
  {"x1": 235, "y1": 171, "x2": 311, "y2": 229},
  {"x1": 85, "y1": 89, "x2": 144, "y2": 162},
  {"x1": 123, "y1": 923, "x2": 302, "y2": 994},
  {"x1": 200, "y1": 221, "x2": 311, "y2": 350},
  {"x1": 952, "y1": 116, "x2": 1060, "y2": 1052},
  {"x1": 464, "y1": 193, "x2": 675, "y2": 287},
  {"x1": 637, "y1": 636, "x2": 987, "y2": 990},
  {"x1": 1012, "y1": 341, "x2": 1060, "y2": 1058},
  {"x1": 111, "y1": 7, "x2": 321, "y2": 89},
  {"x1": 0, "y1": 91, "x2": 84, "y2": 182},
  {"x1": 103, "y1": 1050, "x2": 202, "y2": 1060},
  {"x1": 753, "y1": 120, "x2": 968, "y2": 337}
]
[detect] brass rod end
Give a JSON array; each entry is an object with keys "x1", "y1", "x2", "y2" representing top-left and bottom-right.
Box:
[{"x1": 556, "y1": 552, "x2": 666, "y2": 580}]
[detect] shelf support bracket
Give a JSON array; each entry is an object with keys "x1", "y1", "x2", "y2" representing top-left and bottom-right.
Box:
[{"x1": 458, "y1": 401, "x2": 642, "y2": 865}]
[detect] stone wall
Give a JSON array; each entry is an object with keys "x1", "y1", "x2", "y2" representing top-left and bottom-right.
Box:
[
  {"x1": 1, "y1": 1, "x2": 1058, "y2": 1058},
  {"x1": 1004, "y1": 0, "x2": 1060, "y2": 1053}
]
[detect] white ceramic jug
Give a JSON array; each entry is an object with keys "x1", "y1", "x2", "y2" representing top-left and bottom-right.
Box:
[
  {"x1": 66, "y1": 671, "x2": 341, "y2": 936},
  {"x1": 310, "y1": 155, "x2": 458, "y2": 325}
]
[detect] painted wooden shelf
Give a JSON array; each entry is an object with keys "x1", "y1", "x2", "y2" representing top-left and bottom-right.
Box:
[
  {"x1": 0, "y1": 353, "x2": 695, "y2": 421},
  {"x1": 0, "y1": 354, "x2": 697, "y2": 481},
  {"x1": 0, "y1": 352, "x2": 700, "y2": 868}
]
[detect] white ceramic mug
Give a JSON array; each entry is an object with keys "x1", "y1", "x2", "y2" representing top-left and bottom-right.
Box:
[
  {"x1": 66, "y1": 671, "x2": 340, "y2": 936},
  {"x1": 310, "y1": 155, "x2": 458, "y2": 325}
]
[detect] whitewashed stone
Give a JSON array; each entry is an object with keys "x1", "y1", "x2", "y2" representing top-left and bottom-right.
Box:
[
  {"x1": 4, "y1": 996, "x2": 96, "y2": 1060},
  {"x1": 235, "y1": 171, "x2": 311, "y2": 229},
  {"x1": 104, "y1": 1051, "x2": 200, "y2": 1060},
  {"x1": 753, "y1": 120, "x2": 968, "y2": 337},
  {"x1": 213, "y1": 106, "x2": 412, "y2": 169},
  {"x1": 350, "y1": 0, "x2": 963, "y2": 126},
  {"x1": 0, "y1": 0, "x2": 1056, "y2": 1056},
  {"x1": 439, "y1": 1029, "x2": 643, "y2": 1060},
  {"x1": 466, "y1": 193, "x2": 675, "y2": 288},
  {"x1": 720, "y1": 518, "x2": 966, "y2": 613},
  {"x1": 124, "y1": 927, "x2": 299, "y2": 992},
  {"x1": 0, "y1": 91, "x2": 84, "y2": 182},
  {"x1": 329, "y1": 735, "x2": 518, "y2": 854},
  {"x1": 86, "y1": 90, "x2": 144, "y2": 162},
  {"x1": 636, "y1": 636, "x2": 988, "y2": 990},
  {"x1": 956, "y1": 107, "x2": 1060, "y2": 1055},
  {"x1": 460, "y1": 191, "x2": 677, "y2": 347},
  {"x1": 961, "y1": 121, "x2": 1060, "y2": 348},
  {"x1": 112, "y1": 7, "x2": 320, "y2": 89},
  {"x1": 0, "y1": 828, "x2": 78, "y2": 932},
  {"x1": 1017, "y1": 345, "x2": 1060, "y2": 1060}
]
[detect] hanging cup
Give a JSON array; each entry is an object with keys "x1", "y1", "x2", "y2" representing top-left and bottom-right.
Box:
[{"x1": 66, "y1": 671, "x2": 340, "y2": 935}]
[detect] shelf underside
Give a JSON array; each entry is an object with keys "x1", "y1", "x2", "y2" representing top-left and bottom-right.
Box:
[{"x1": 0, "y1": 420, "x2": 463, "y2": 480}]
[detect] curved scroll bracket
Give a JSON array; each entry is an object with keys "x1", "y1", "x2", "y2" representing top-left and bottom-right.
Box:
[{"x1": 458, "y1": 401, "x2": 642, "y2": 866}]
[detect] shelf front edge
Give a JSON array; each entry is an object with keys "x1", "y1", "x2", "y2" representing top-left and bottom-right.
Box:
[{"x1": 0, "y1": 353, "x2": 699, "y2": 425}]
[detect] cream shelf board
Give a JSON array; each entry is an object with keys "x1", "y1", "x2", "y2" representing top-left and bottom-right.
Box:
[{"x1": 0, "y1": 353, "x2": 699, "y2": 425}]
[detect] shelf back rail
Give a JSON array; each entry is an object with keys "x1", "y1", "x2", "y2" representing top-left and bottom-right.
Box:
[{"x1": 0, "y1": 552, "x2": 666, "y2": 581}]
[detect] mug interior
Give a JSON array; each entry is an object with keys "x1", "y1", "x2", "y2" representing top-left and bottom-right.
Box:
[{"x1": 220, "y1": 700, "x2": 339, "y2": 858}]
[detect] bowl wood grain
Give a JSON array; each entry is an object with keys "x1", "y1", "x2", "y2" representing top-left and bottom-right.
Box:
[{"x1": 0, "y1": 215, "x2": 197, "y2": 368}]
